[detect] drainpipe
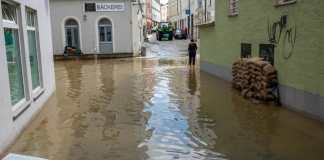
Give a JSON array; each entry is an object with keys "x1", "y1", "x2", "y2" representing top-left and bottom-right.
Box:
[
  {"x1": 188, "y1": 0, "x2": 191, "y2": 38},
  {"x1": 130, "y1": 1, "x2": 134, "y2": 55}
]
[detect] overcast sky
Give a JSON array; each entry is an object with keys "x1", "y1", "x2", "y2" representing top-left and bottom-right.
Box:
[{"x1": 160, "y1": 0, "x2": 168, "y2": 5}]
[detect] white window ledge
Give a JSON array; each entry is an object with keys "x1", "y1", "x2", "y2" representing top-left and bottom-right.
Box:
[
  {"x1": 32, "y1": 87, "x2": 45, "y2": 101},
  {"x1": 12, "y1": 98, "x2": 32, "y2": 121}
]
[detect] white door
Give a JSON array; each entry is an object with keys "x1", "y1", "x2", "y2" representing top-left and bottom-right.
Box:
[{"x1": 98, "y1": 18, "x2": 113, "y2": 54}]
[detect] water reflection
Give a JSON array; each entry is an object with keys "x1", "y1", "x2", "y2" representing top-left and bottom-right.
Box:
[
  {"x1": 141, "y1": 67, "x2": 226, "y2": 160},
  {"x1": 188, "y1": 68, "x2": 197, "y2": 96}
]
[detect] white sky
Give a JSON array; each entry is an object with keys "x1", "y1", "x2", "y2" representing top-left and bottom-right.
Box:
[{"x1": 160, "y1": 0, "x2": 168, "y2": 5}]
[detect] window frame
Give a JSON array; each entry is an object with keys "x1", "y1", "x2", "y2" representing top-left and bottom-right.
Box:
[
  {"x1": 98, "y1": 18, "x2": 113, "y2": 43},
  {"x1": 241, "y1": 43, "x2": 252, "y2": 58},
  {"x1": 228, "y1": 0, "x2": 239, "y2": 17},
  {"x1": 25, "y1": 7, "x2": 44, "y2": 99},
  {"x1": 259, "y1": 44, "x2": 275, "y2": 65},
  {"x1": 2, "y1": 0, "x2": 31, "y2": 117}
]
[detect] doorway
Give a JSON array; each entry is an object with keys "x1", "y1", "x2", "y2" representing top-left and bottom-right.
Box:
[
  {"x1": 64, "y1": 19, "x2": 80, "y2": 49},
  {"x1": 98, "y1": 18, "x2": 113, "y2": 54}
]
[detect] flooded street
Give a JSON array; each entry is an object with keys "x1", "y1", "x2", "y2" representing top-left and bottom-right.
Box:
[{"x1": 8, "y1": 39, "x2": 324, "y2": 160}]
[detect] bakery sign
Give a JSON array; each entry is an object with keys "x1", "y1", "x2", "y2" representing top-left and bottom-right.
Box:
[
  {"x1": 85, "y1": 3, "x2": 125, "y2": 12},
  {"x1": 96, "y1": 3, "x2": 125, "y2": 12}
]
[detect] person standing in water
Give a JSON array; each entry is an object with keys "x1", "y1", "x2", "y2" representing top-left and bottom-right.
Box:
[{"x1": 188, "y1": 39, "x2": 198, "y2": 66}]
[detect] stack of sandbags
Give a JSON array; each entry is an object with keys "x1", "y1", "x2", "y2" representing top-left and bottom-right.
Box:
[
  {"x1": 232, "y1": 57, "x2": 278, "y2": 101},
  {"x1": 232, "y1": 58, "x2": 249, "y2": 90}
]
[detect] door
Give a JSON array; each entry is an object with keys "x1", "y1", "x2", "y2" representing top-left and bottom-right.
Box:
[
  {"x1": 65, "y1": 19, "x2": 80, "y2": 49},
  {"x1": 98, "y1": 18, "x2": 113, "y2": 54},
  {"x1": 66, "y1": 27, "x2": 79, "y2": 48}
]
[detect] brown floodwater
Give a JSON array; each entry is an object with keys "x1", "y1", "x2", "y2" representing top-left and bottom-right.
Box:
[{"x1": 8, "y1": 40, "x2": 324, "y2": 160}]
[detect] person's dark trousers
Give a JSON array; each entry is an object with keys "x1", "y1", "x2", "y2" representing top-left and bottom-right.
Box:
[{"x1": 189, "y1": 52, "x2": 196, "y2": 65}]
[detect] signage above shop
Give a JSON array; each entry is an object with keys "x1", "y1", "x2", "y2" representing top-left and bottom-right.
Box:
[
  {"x1": 96, "y1": 3, "x2": 125, "y2": 12},
  {"x1": 84, "y1": 3, "x2": 125, "y2": 12}
]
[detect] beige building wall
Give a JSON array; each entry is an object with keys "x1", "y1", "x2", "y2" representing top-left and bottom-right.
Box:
[{"x1": 167, "y1": 0, "x2": 178, "y2": 22}]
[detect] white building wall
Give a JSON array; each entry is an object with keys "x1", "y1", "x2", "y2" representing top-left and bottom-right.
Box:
[
  {"x1": 152, "y1": 0, "x2": 161, "y2": 22},
  {"x1": 131, "y1": 0, "x2": 144, "y2": 56},
  {"x1": 0, "y1": 0, "x2": 55, "y2": 155},
  {"x1": 161, "y1": 5, "x2": 167, "y2": 22},
  {"x1": 50, "y1": 0, "x2": 133, "y2": 55},
  {"x1": 167, "y1": 0, "x2": 177, "y2": 22}
]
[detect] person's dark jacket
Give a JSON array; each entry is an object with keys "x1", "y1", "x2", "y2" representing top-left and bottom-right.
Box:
[{"x1": 188, "y1": 42, "x2": 198, "y2": 55}]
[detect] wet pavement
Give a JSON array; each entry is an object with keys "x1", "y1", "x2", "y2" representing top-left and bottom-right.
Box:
[{"x1": 8, "y1": 38, "x2": 324, "y2": 160}]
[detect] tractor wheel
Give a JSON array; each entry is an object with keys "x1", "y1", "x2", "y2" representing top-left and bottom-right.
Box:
[{"x1": 169, "y1": 33, "x2": 173, "y2": 40}]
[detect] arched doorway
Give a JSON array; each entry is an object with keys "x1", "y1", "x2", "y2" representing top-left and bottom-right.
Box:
[
  {"x1": 64, "y1": 18, "x2": 80, "y2": 49},
  {"x1": 98, "y1": 18, "x2": 113, "y2": 53}
]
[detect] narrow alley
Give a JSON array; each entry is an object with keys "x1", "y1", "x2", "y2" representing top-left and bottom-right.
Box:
[{"x1": 5, "y1": 38, "x2": 324, "y2": 160}]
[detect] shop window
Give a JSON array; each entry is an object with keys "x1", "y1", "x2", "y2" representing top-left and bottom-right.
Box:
[
  {"x1": 259, "y1": 44, "x2": 275, "y2": 65},
  {"x1": 2, "y1": 1, "x2": 26, "y2": 105},
  {"x1": 26, "y1": 8, "x2": 42, "y2": 90},
  {"x1": 241, "y1": 43, "x2": 251, "y2": 58},
  {"x1": 229, "y1": 0, "x2": 239, "y2": 16}
]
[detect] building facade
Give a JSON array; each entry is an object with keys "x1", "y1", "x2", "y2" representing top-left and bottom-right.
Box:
[
  {"x1": 50, "y1": 0, "x2": 144, "y2": 56},
  {"x1": 195, "y1": 0, "x2": 215, "y2": 26},
  {"x1": 0, "y1": 0, "x2": 55, "y2": 154},
  {"x1": 160, "y1": 4, "x2": 167, "y2": 22},
  {"x1": 145, "y1": 0, "x2": 153, "y2": 33},
  {"x1": 167, "y1": 0, "x2": 177, "y2": 23},
  {"x1": 200, "y1": 0, "x2": 324, "y2": 121},
  {"x1": 167, "y1": 0, "x2": 203, "y2": 39},
  {"x1": 152, "y1": 0, "x2": 161, "y2": 24}
]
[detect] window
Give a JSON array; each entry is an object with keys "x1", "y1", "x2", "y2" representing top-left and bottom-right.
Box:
[
  {"x1": 2, "y1": 1, "x2": 17, "y2": 23},
  {"x1": 2, "y1": 1, "x2": 26, "y2": 105},
  {"x1": 26, "y1": 8, "x2": 41, "y2": 90},
  {"x1": 259, "y1": 44, "x2": 275, "y2": 65},
  {"x1": 98, "y1": 18, "x2": 112, "y2": 42},
  {"x1": 229, "y1": 0, "x2": 239, "y2": 16},
  {"x1": 241, "y1": 43, "x2": 251, "y2": 58}
]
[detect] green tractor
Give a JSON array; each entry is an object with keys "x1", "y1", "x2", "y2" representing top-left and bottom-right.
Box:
[{"x1": 156, "y1": 22, "x2": 173, "y2": 41}]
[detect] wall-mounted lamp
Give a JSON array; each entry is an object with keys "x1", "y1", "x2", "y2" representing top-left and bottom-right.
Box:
[{"x1": 83, "y1": 14, "x2": 87, "y2": 21}]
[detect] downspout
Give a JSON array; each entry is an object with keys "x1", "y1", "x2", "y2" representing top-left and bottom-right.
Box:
[{"x1": 129, "y1": 1, "x2": 134, "y2": 55}]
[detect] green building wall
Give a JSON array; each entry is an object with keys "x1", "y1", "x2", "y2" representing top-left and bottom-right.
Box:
[{"x1": 200, "y1": 0, "x2": 324, "y2": 120}]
